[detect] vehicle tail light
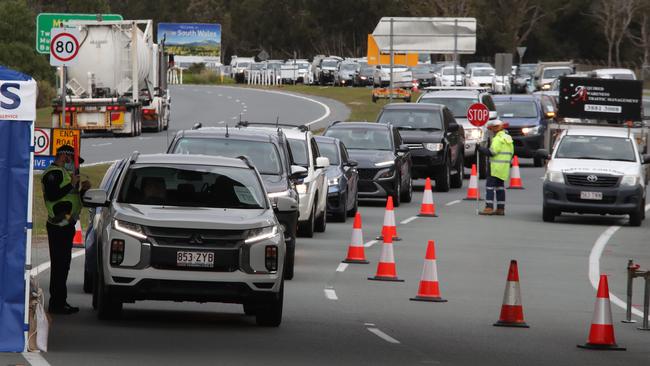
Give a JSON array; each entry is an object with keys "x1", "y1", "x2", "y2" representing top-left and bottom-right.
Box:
[
  {"x1": 64, "y1": 106, "x2": 77, "y2": 112},
  {"x1": 107, "y1": 106, "x2": 127, "y2": 111},
  {"x1": 142, "y1": 108, "x2": 156, "y2": 115},
  {"x1": 110, "y1": 239, "x2": 125, "y2": 265},
  {"x1": 265, "y1": 245, "x2": 278, "y2": 272}
]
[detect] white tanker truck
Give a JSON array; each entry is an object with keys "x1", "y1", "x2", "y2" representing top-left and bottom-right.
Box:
[{"x1": 51, "y1": 19, "x2": 170, "y2": 135}]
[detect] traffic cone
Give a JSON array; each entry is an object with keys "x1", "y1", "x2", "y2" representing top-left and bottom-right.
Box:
[
  {"x1": 410, "y1": 240, "x2": 447, "y2": 302},
  {"x1": 376, "y1": 196, "x2": 401, "y2": 241},
  {"x1": 507, "y1": 155, "x2": 524, "y2": 189},
  {"x1": 577, "y1": 275, "x2": 626, "y2": 350},
  {"x1": 494, "y1": 260, "x2": 529, "y2": 328},
  {"x1": 412, "y1": 80, "x2": 419, "y2": 93},
  {"x1": 417, "y1": 178, "x2": 438, "y2": 217},
  {"x1": 342, "y1": 213, "x2": 369, "y2": 264},
  {"x1": 73, "y1": 221, "x2": 84, "y2": 248},
  {"x1": 463, "y1": 164, "x2": 482, "y2": 201},
  {"x1": 368, "y1": 234, "x2": 404, "y2": 282}
]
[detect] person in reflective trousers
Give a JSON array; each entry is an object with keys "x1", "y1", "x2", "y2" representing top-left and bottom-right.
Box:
[
  {"x1": 42, "y1": 145, "x2": 91, "y2": 314},
  {"x1": 477, "y1": 120, "x2": 514, "y2": 216}
]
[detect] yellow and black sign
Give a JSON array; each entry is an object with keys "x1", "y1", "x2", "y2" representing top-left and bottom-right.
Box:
[{"x1": 51, "y1": 128, "x2": 81, "y2": 156}]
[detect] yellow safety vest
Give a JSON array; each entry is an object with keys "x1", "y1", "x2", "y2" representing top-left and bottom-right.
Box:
[
  {"x1": 489, "y1": 130, "x2": 514, "y2": 181},
  {"x1": 42, "y1": 164, "x2": 82, "y2": 226}
]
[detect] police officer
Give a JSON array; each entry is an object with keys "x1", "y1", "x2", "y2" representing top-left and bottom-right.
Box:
[
  {"x1": 42, "y1": 145, "x2": 90, "y2": 314},
  {"x1": 478, "y1": 120, "x2": 514, "y2": 216}
]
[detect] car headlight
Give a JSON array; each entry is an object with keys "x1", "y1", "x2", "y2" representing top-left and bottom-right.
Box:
[
  {"x1": 296, "y1": 183, "x2": 307, "y2": 194},
  {"x1": 545, "y1": 171, "x2": 564, "y2": 184},
  {"x1": 522, "y1": 126, "x2": 542, "y2": 135},
  {"x1": 620, "y1": 175, "x2": 640, "y2": 186},
  {"x1": 113, "y1": 219, "x2": 147, "y2": 240},
  {"x1": 361, "y1": 76, "x2": 367, "y2": 80},
  {"x1": 378, "y1": 168, "x2": 395, "y2": 179},
  {"x1": 465, "y1": 128, "x2": 483, "y2": 141},
  {"x1": 542, "y1": 84, "x2": 551, "y2": 90},
  {"x1": 245, "y1": 225, "x2": 279, "y2": 244},
  {"x1": 375, "y1": 160, "x2": 395, "y2": 167},
  {"x1": 424, "y1": 143, "x2": 444, "y2": 151},
  {"x1": 328, "y1": 177, "x2": 340, "y2": 186}
]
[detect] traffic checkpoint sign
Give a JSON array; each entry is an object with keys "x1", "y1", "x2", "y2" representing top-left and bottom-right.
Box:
[
  {"x1": 49, "y1": 28, "x2": 81, "y2": 66},
  {"x1": 558, "y1": 76, "x2": 643, "y2": 121},
  {"x1": 33, "y1": 128, "x2": 81, "y2": 170},
  {"x1": 467, "y1": 103, "x2": 490, "y2": 127}
]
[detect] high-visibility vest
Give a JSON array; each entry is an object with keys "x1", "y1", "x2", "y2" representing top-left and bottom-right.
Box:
[
  {"x1": 489, "y1": 130, "x2": 514, "y2": 181},
  {"x1": 42, "y1": 164, "x2": 82, "y2": 226}
]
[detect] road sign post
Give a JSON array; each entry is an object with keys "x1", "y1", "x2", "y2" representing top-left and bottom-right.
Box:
[{"x1": 467, "y1": 103, "x2": 490, "y2": 215}]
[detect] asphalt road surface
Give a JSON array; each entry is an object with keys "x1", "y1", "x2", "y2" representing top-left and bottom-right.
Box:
[{"x1": 5, "y1": 87, "x2": 650, "y2": 365}]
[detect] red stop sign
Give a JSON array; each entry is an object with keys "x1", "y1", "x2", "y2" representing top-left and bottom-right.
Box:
[{"x1": 467, "y1": 103, "x2": 490, "y2": 127}]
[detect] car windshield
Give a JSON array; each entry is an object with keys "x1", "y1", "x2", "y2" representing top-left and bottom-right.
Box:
[
  {"x1": 325, "y1": 128, "x2": 392, "y2": 151},
  {"x1": 420, "y1": 97, "x2": 475, "y2": 118},
  {"x1": 608, "y1": 73, "x2": 635, "y2": 80},
  {"x1": 341, "y1": 64, "x2": 357, "y2": 71},
  {"x1": 297, "y1": 63, "x2": 309, "y2": 69},
  {"x1": 543, "y1": 68, "x2": 572, "y2": 79},
  {"x1": 495, "y1": 101, "x2": 538, "y2": 118},
  {"x1": 172, "y1": 138, "x2": 282, "y2": 175},
  {"x1": 251, "y1": 63, "x2": 263, "y2": 70},
  {"x1": 411, "y1": 65, "x2": 432, "y2": 73},
  {"x1": 237, "y1": 62, "x2": 250, "y2": 68},
  {"x1": 288, "y1": 138, "x2": 309, "y2": 167},
  {"x1": 442, "y1": 68, "x2": 463, "y2": 75},
  {"x1": 555, "y1": 135, "x2": 636, "y2": 162},
  {"x1": 517, "y1": 65, "x2": 536, "y2": 76},
  {"x1": 473, "y1": 69, "x2": 495, "y2": 77},
  {"x1": 377, "y1": 110, "x2": 443, "y2": 130},
  {"x1": 316, "y1": 141, "x2": 340, "y2": 165},
  {"x1": 118, "y1": 165, "x2": 266, "y2": 209},
  {"x1": 322, "y1": 60, "x2": 338, "y2": 68},
  {"x1": 360, "y1": 67, "x2": 374, "y2": 76}
]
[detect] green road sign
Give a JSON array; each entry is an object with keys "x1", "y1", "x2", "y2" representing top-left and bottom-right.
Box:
[{"x1": 36, "y1": 13, "x2": 123, "y2": 54}]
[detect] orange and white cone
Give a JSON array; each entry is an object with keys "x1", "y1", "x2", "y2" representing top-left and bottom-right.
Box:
[
  {"x1": 507, "y1": 155, "x2": 524, "y2": 189},
  {"x1": 410, "y1": 240, "x2": 446, "y2": 302},
  {"x1": 463, "y1": 164, "x2": 482, "y2": 201},
  {"x1": 342, "y1": 213, "x2": 369, "y2": 264},
  {"x1": 73, "y1": 221, "x2": 84, "y2": 248},
  {"x1": 578, "y1": 275, "x2": 626, "y2": 350},
  {"x1": 417, "y1": 178, "x2": 438, "y2": 217},
  {"x1": 368, "y1": 233, "x2": 404, "y2": 282},
  {"x1": 494, "y1": 260, "x2": 529, "y2": 328},
  {"x1": 376, "y1": 196, "x2": 401, "y2": 241}
]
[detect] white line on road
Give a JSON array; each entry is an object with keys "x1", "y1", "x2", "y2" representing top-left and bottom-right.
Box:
[
  {"x1": 364, "y1": 322, "x2": 375, "y2": 326},
  {"x1": 218, "y1": 121, "x2": 225, "y2": 124},
  {"x1": 367, "y1": 327, "x2": 400, "y2": 344},
  {"x1": 364, "y1": 240, "x2": 378, "y2": 248},
  {"x1": 227, "y1": 96, "x2": 232, "y2": 99},
  {"x1": 90, "y1": 142, "x2": 112, "y2": 147},
  {"x1": 218, "y1": 94, "x2": 223, "y2": 97},
  {"x1": 446, "y1": 200, "x2": 461, "y2": 206},
  {"x1": 400, "y1": 216, "x2": 418, "y2": 225},
  {"x1": 235, "y1": 99, "x2": 240, "y2": 102},
  {"x1": 31, "y1": 249, "x2": 85, "y2": 277},
  {"x1": 336, "y1": 263, "x2": 348, "y2": 272},
  {"x1": 22, "y1": 352, "x2": 51, "y2": 366},
  {"x1": 324, "y1": 288, "x2": 338, "y2": 300}
]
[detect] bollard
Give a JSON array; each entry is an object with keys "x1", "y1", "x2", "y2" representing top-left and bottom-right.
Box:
[
  {"x1": 638, "y1": 273, "x2": 650, "y2": 331},
  {"x1": 623, "y1": 259, "x2": 640, "y2": 323}
]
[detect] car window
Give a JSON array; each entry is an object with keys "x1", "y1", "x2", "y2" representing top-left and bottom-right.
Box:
[
  {"x1": 481, "y1": 95, "x2": 496, "y2": 111},
  {"x1": 393, "y1": 128, "x2": 402, "y2": 148},
  {"x1": 495, "y1": 101, "x2": 538, "y2": 118},
  {"x1": 473, "y1": 69, "x2": 495, "y2": 77},
  {"x1": 288, "y1": 138, "x2": 309, "y2": 167},
  {"x1": 310, "y1": 137, "x2": 320, "y2": 166},
  {"x1": 555, "y1": 136, "x2": 636, "y2": 162},
  {"x1": 172, "y1": 138, "x2": 283, "y2": 175},
  {"x1": 316, "y1": 141, "x2": 340, "y2": 165},
  {"x1": 325, "y1": 128, "x2": 393, "y2": 151},
  {"x1": 442, "y1": 108, "x2": 454, "y2": 129},
  {"x1": 340, "y1": 142, "x2": 349, "y2": 163},
  {"x1": 419, "y1": 97, "x2": 475, "y2": 119},
  {"x1": 543, "y1": 68, "x2": 572, "y2": 79},
  {"x1": 117, "y1": 165, "x2": 266, "y2": 209},
  {"x1": 377, "y1": 110, "x2": 443, "y2": 130}
]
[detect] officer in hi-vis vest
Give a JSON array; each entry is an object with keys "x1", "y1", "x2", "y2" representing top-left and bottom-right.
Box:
[
  {"x1": 42, "y1": 144, "x2": 91, "y2": 314},
  {"x1": 477, "y1": 120, "x2": 514, "y2": 216}
]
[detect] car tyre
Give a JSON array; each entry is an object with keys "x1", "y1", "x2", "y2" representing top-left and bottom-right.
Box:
[
  {"x1": 333, "y1": 193, "x2": 348, "y2": 222},
  {"x1": 96, "y1": 274, "x2": 122, "y2": 320},
  {"x1": 401, "y1": 176, "x2": 413, "y2": 203},
  {"x1": 298, "y1": 205, "x2": 315, "y2": 238},
  {"x1": 533, "y1": 156, "x2": 543, "y2": 167},
  {"x1": 256, "y1": 281, "x2": 283, "y2": 327},
  {"x1": 283, "y1": 240, "x2": 295, "y2": 280},
  {"x1": 243, "y1": 303, "x2": 257, "y2": 316},
  {"x1": 629, "y1": 200, "x2": 644, "y2": 227},
  {"x1": 347, "y1": 192, "x2": 358, "y2": 217},
  {"x1": 83, "y1": 270, "x2": 93, "y2": 294},
  {"x1": 315, "y1": 199, "x2": 327, "y2": 232},
  {"x1": 542, "y1": 205, "x2": 558, "y2": 222},
  {"x1": 435, "y1": 160, "x2": 451, "y2": 192},
  {"x1": 392, "y1": 175, "x2": 401, "y2": 207},
  {"x1": 450, "y1": 153, "x2": 464, "y2": 189}
]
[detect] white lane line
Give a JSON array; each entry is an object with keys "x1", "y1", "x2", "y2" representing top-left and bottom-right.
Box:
[
  {"x1": 336, "y1": 263, "x2": 348, "y2": 272},
  {"x1": 90, "y1": 142, "x2": 112, "y2": 147},
  {"x1": 446, "y1": 199, "x2": 461, "y2": 206},
  {"x1": 364, "y1": 240, "x2": 378, "y2": 248},
  {"x1": 400, "y1": 216, "x2": 418, "y2": 225},
  {"x1": 324, "y1": 288, "x2": 338, "y2": 300},
  {"x1": 367, "y1": 327, "x2": 400, "y2": 344},
  {"x1": 589, "y1": 203, "x2": 650, "y2": 320},
  {"x1": 218, "y1": 120, "x2": 225, "y2": 124},
  {"x1": 235, "y1": 99, "x2": 240, "y2": 102},
  {"x1": 218, "y1": 94, "x2": 223, "y2": 97},
  {"x1": 207, "y1": 91, "x2": 213, "y2": 94},
  {"x1": 22, "y1": 352, "x2": 51, "y2": 366},
  {"x1": 227, "y1": 96, "x2": 232, "y2": 99},
  {"x1": 364, "y1": 322, "x2": 376, "y2": 326},
  {"x1": 31, "y1": 250, "x2": 85, "y2": 277},
  {"x1": 137, "y1": 137, "x2": 152, "y2": 141}
]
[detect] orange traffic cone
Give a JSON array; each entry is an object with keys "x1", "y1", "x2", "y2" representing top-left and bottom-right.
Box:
[
  {"x1": 368, "y1": 233, "x2": 404, "y2": 282},
  {"x1": 410, "y1": 240, "x2": 446, "y2": 302},
  {"x1": 494, "y1": 260, "x2": 529, "y2": 328},
  {"x1": 508, "y1": 156, "x2": 524, "y2": 189},
  {"x1": 376, "y1": 196, "x2": 401, "y2": 241},
  {"x1": 417, "y1": 178, "x2": 438, "y2": 217},
  {"x1": 578, "y1": 275, "x2": 626, "y2": 350},
  {"x1": 73, "y1": 221, "x2": 84, "y2": 248},
  {"x1": 412, "y1": 80, "x2": 419, "y2": 93},
  {"x1": 463, "y1": 164, "x2": 482, "y2": 201},
  {"x1": 343, "y1": 213, "x2": 369, "y2": 264}
]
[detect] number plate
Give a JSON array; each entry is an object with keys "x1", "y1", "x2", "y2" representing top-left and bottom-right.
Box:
[
  {"x1": 176, "y1": 251, "x2": 215, "y2": 268},
  {"x1": 580, "y1": 191, "x2": 603, "y2": 200}
]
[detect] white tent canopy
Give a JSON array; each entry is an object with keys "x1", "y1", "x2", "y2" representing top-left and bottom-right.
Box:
[{"x1": 372, "y1": 17, "x2": 477, "y2": 54}]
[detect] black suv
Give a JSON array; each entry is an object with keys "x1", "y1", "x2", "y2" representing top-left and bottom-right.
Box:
[
  {"x1": 323, "y1": 122, "x2": 412, "y2": 206},
  {"x1": 167, "y1": 125, "x2": 307, "y2": 280},
  {"x1": 377, "y1": 103, "x2": 464, "y2": 192}
]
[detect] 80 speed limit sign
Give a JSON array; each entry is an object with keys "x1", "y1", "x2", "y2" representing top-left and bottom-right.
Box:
[{"x1": 49, "y1": 28, "x2": 81, "y2": 66}]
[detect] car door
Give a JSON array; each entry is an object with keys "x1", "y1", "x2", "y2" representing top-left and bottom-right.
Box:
[
  {"x1": 442, "y1": 108, "x2": 460, "y2": 164},
  {"x1": 310, "y1": 136, "x2": 327, "y2": 212},
  {"x1": 392, "y1": 126, "x2": 410, "y2": 185},
  {"x1": 340, "y1": 142, "x2": 358, "y2": 206}
]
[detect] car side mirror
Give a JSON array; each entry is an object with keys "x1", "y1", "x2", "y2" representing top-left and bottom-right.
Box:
[
  {"x1": 489, "y1": 111, "x2": 498, "y2": 120},
  {"x1": 82, "y1": 189, "x2": 108, "y2": 208},
  {"x1": 315, "y1": 156, "x2": 330, "y2": 169},
  {"x1": 289, "y1": 165, "x2": 308, "y2": 181},
  {"x1": 535, "y1": 149, "x2": 550, "y2": 160},
  {"x1": 448, "y1": 122, "x2": 460, "y2": 133},
  {"x1": 642, "y1": 154, "x2": 650, "y2": 164},
  {"x1": 273, "y1": 195, "x2": 298, "y2": 213},
  {"x1": 397, "y1": 144, "x2": 410, "y2": 153},
  {"x1": 346, "y1": 160, "x2": 358, "y2": 167}
]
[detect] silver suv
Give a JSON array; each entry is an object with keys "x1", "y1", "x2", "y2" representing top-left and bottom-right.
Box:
[{"x1": 82, "y1": 153, "x2": 288, "y2": 326}]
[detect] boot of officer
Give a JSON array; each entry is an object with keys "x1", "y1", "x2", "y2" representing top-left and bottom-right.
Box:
[
  {"x1": 477, "y1": 119, "x2": 514, "y2": 216},
  {"x1": 42, "y1": 144, "x2": 91, "y2": 314}
]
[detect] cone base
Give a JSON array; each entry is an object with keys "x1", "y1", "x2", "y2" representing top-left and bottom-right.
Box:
[
  {"x1": 73, "y1": 243, "x2": 84, "y2": 248},
  {"x1": 621, "y1": 319, "x2": 637, "y2": 323},
  {"x1": 463, "y1": 198, "x2": 483, "y2": 201},
  {"x1": 368, "y1": 276, "x2": 405, "y2": 282},
  {"x1": 507, "y1": 187, "x2": 524, "y2": 190},
  {"x1": 637, "y1": 326, "x2": 650, "y2": 331},
  {"x1": 376, "y1": 236, "x2": 402, "y2": 241},
  {"x1": 417, "y1": 213, "x2": 438, "y2": 217},
  {"x1": 410, "y1": 296, "x2": 447, "y2": 303},
  {"x1": 493, "y1": 321, "x2": 530, "y2": 328},
  {"x1": 342, "y1": 259, "x2": 369, "y2": 264},
  {"x1": 577, "y1": 343, "x2": 626, "y2": 351}
]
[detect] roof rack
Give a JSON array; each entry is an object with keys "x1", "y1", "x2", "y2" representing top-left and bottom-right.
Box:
[
  {"x1": 422, "y1": 86, "x2": 490, "y2": 93},
  {"x1": 236, "y1": 121, "x2": 309, "y2": 132}
]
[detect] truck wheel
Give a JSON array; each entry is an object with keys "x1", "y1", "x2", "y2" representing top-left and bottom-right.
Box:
[
  {"x1": 435, "y1": 160, "x2": 451, "y2": 192},
  {"x1": 256, "y1": 281, "x2": 283, "y2": 327},
  {"x1": 542, "y1": 205, "x2": 557, "y2": 222},
  {"x1": 450, "y1": 154, "x2": 464, "y2": 189}
]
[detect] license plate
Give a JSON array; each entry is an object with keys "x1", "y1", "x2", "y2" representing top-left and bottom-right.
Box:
[
  {"x1": 580, "y1": 191, "x2": 603, "y2": 200},
  {"x1": 176, "y1": 251, "x2": 214, "y2": 268}
]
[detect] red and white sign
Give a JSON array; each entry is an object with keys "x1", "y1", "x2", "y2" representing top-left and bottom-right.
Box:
[
  {"x1": 34, "y1": 128, "x2": 51, "y2": 156},
  {"x1": 49, "y1": 28, "x2": 81, "y2": 66},
  {"x1": 467, "y1": 103, "x2": 490, "y2": 127}
]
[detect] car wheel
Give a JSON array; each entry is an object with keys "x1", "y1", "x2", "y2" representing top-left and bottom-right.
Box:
[
  {"x1": 629, "y1": 201, "x2": 644, "y2": 227},
  {"x1": 401, "y1": 176, "x2": 413, "y2": 203},
  {"x1": 435, "y1": 159, "x2": 451, "y2": 192},
  {"x1": 347, "y1": 192, "x2": 358, "y2": 217},
  {"x1": 478, "y1": 153, "x2": 489, "y2": 179},
  {"x1": 96, "y1": 274, "x2": 122, "y2": 320},
  {"x1": 333, "y1": 192, "x2": 348, "y2": 222},
  {"x1": 298, "y1": 205, "x2": 315, "y2": 238},
  {"x1": 542, "y1": 205, "x2": 558, "y2": 223},
  {"x1": 450, "y1": 153, "x2": 464, "y2": 189},
  {"x1": 283, "y1": 239, "x2": 295, "y2": 280},
  {"x1": 392, "y1": 175, "x2": 401, "y2": 207},
  {"x1": 533, "y1": 156, "x2": 543, "y2": 167},
  {"x1": 256, "y1": 280, "x2": 283, "y2": 327},
  {"x1": 315, "y1": 198, "x2": 327, "y2": 232},
  {"x1": 83, "y1": 270, "x2": 93, "y2": 294}
]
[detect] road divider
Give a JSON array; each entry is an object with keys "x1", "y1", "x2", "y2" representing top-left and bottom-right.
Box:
[
  {"x1": 343, "y1": 213, "x2": 369, "y2": 264},
  {"x1": 494, "y1": 260, "x2": 529, "y2": 328},
  {"x1": 417, "y1": 178, "x2": 438, "y2": 217},
  {"x1": 367, "y1": 327, "x2": 400, "y2": 344},
  {"x1": 410, "y1": 240, "x2": 447, "y2": 303}
]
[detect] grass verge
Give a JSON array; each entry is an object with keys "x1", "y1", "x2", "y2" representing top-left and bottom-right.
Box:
[{"x1": 36, "y1": 107, "x2": 52, "y2": 128}]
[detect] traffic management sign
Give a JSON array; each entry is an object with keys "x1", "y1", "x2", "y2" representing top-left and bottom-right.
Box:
[
  {"x1": 50, "y1": 28, "x2": 81, "y2": 66},
  {"x1": 467, "y1": 103, "x2": 490, "y2": 127},
  {"x1": 36, "y1": 13, "x2": 123, "y2": 54},
  {"x1": 32, "y1": 128, "x2": 81, "y2": 170}
]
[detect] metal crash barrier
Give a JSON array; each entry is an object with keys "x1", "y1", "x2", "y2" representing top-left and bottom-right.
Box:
[{"x1": 622, "y1": 259, "x2": 650, "y2": 330}]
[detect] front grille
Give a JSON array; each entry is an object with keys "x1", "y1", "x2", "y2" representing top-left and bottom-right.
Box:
[
  {"x1": 358, "y1": 181, "x2": 377, "y2": 192},
  {"x1": 566, "y1": 194, "x2": 616, "y2": 204},
  {"x1": 565, "y1": 174, "x2": 619, "y2": 188},
  {"x1": 358, "y1": 168, "x2": 379, "y2": 180},
  {"x1": 406, "y1": 143, "x2": 423, "y2": 150},
  {"x1": 145, "y1": 227, "x2": 246, "y2": 248},
  {"x1": 507, "y1": 128, "x2": 524, "y2": 137}
]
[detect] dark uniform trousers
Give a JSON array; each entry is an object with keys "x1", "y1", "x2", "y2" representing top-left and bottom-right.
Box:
[{"x1": 46, "y1": 221, "x2": 76, "y2": 309}]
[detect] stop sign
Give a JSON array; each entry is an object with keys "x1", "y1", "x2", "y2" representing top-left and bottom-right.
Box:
[{"x1": 467, "y1": 103, "x2": 490, "y2": 127}]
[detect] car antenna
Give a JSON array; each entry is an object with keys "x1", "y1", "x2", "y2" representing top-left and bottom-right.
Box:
[{"x1": 226, "y1": 123, "x2": 229, "y2": 138}]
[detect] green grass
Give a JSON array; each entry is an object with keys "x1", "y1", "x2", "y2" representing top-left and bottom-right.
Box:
[
  {"x1": 183, "y1": 71, "x2": 236, "y2": 85},
  {"x1": 36, "y1": 107, "x2": 52, "y2": 128}
]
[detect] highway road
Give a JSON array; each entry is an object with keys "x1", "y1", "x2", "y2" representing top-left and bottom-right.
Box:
[{"x1": 6, "y1": 87, "x2": 650, "y2": 366}]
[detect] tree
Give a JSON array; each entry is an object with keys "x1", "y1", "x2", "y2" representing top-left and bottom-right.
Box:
[
  {"x1": 590, "y1": 0, "x2": 639, "y2": 66},
  {"x1": 628, "y1": 5, "x2": 650, "y2": 78}
]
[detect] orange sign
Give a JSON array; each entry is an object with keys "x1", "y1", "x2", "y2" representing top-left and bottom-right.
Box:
[
  {"x1": 367, "y1": 34, "x2": 419, "y2": 66},
  {"x1": 51, "y1": 128, "x2": 81, "y2": 156}
]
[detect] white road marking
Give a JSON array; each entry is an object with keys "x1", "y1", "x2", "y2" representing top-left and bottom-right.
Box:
[
  {"x1": 218, "y1": 94, "x2": 223, "y2": 97},
  {"x1": 400, "y1": 216, "x2": 418, "y2": 225},
  {"x1": 235, "y1": 99, "x2": 240, "y2": 102},
  {"x1": 364, "y1": 240, "x2": 378, "y2": 248},
  {"x1": 218, "y1": 120, "x2": 225, "y2": 124},
  {"x1": 227, "y1": 96, "x2": 232, "y2": 99},
  {"x1": 90, "y1": 142, "x2": 112, "y2": 147},
  {"x1": 207, "y1": 91, "x2": 213, "y2": 94},
  {"x1": 22, "y1": 352, "x2": 51, "y2": 366},
  {"x1": 446, "y1": 199, "x2": 461, "y2": 206},
  {"x1": 589, "y1": 203, "x2": 650, "y2": 320},
  {"x1": 231, "y1": 116, "x2": 238, "y2": 120},
  {"x1": 324, "y1": 288, "x2": 338, "y2": 300},
  {"x1": 364, "y1": 322, "x2": 376, "y2": 326},
  {"x1": 137, "y1": 137, "x2": 152, "y2": 141},
  {"x1": 367, "y1": 327, "x2": 400, "y2": 344},
  {"x1": 336, "y1": 263, "x2": 348, "y2": 272},
  {"x1": 31, "y1": 249, "x2": 85, "y2": 277}
]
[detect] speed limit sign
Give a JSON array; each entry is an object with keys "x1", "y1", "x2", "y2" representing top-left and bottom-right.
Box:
[
  {"x1": 34, "y1": 128, "x2": 52, "y2": 156},
  {"x1": 49, "y1": 28, "x2": 81, "y2": 66}
]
